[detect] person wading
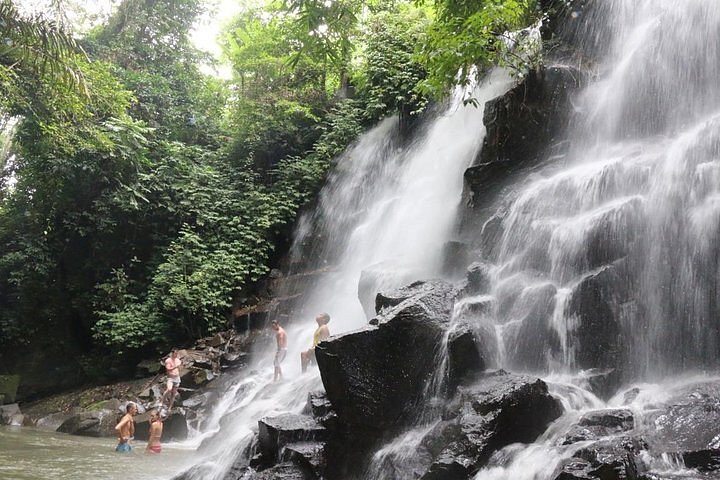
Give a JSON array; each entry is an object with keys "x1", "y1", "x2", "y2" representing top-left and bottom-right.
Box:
[
  {"x1": 145, "y1": 410, "x2": 163, "y2": 454},
  {"x1": 114, "y1": 402, "x2": 137, "y2": 453}
]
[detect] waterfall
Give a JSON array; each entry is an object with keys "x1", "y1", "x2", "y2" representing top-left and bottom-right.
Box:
[
  {"x1": 0, "y1": 115, "x2": 19, "y2": 188},
  {"x1": 179, "y1": 70, "x2": 514, "y2": 479},
  {"x1": 485, "y1": 0, "x2": 720, "y2": 380},
  {"x1": 286, "y1": 69, "x2": 514, "y2": 336}
]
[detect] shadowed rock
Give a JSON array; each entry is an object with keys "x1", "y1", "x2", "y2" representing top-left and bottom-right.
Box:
[
  {"x1": 316, "y1": 280, "x2": 483, "y2": 437},
  {"x1": 561, "y1": 409, "x2": 634, "y2": 445},
  {"x1": 553, "y1": 437, "x2": 647, "y2": 480},
  {"x1": 421, "y1": 371, "x2": 564, "y2": 480},
  {"x1": 258, "y1": 413, "x2": 327, "y2": 463}
]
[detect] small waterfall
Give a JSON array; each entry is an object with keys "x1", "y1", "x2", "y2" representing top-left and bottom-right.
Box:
[{"x1": 0, "y1": 115, "x2": 19, "y2": 188}]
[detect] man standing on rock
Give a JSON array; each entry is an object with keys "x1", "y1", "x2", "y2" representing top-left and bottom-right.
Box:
[
  {"x1": 161, "y1": 348, "x2": 182, "y2": 416},
  {"x1": 271, "y1": 320, "x2": 287, "y2": 382},
  {"x1": 114, "y1": 402, "x2": 137, "y2": 453},
  {"x1": 301, "y1": 313, "x2": 330, "y2": 373}
]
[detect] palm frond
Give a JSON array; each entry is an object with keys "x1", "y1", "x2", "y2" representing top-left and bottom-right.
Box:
[{"x1": 0, "y1": 0, "x2": 88, "y2": 96}]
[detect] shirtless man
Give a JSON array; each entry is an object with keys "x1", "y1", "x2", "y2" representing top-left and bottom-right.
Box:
[
  {"x1": 145, "y1": 410, "x2": 163, "y2": 454},
  {"x1": 301, "y1": 313, "x2": 330, "y2": 373},
  {"x1": 270, "y1": 320, "x2": 287, "y2": 382},
  {"x1": 114, "y1": 402, "x2": 137, "y2": 453},
  {"x1": 160, "y1": 349, "x2": 182, "y2": 416}
]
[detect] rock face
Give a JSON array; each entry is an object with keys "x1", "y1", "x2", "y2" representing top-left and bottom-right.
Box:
[
  {"x1": 421, "y1": 371, "x2": 564, "y2": 480},
  {"x1": 316, "y1": 280, "x2": 484, "y2": 437},
  {"x1": 561, "y1": 409, "x2": 634, "y2": 445},
  {"x1": 565, "y1": 260, "x2": 631, "y2": 393},
  {"x1": 642, "y1": 381, "x2": 720, "y2": 472},
  {"x1": 57, "y1": 410, "x2": 118, "y2": 437},
  {"x1": 243, "y1": 374, "x2": 561, "y2": 480},
  {"x1": 258, "y1": 413, "x2": 327, "y2": 463},
  {"x1": 553, "y1": 380, "x2": 720, "y2": 479},
  {"x1": 461, "y1": 65, "x2": 583, "y2": 231}
]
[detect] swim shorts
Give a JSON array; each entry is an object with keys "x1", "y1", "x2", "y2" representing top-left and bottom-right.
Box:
[
  {"x1": 116, "y1": 442, "x2": 132, "y2": 453},
  {"x1": 274, "y1": 348, "x2": 287, "y2": 367}
]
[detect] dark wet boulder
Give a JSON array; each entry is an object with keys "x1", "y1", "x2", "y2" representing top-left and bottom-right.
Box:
[
  {"x1": 461, "y1": 65, "x2": 583, "y2": 230},
  {"x1": 304, "y1": 391, "x2": 333, "y2": 420},
  {"x1": 279, "y1": 442, "x2": 326, "y2": 478},
  {"x1": 554, "y1": 437, "x2": 647, "y2": 480},
  {"x1": 358, "y1": 263, "x2": 425, "y2": 319},
  {"x1": 421, "y1": 371, "x2": 564, "y2": 479},
  {"x1": 562, "y1": 409, "x2": 634, "y2": 445},
  {"x1": 446, "y1": 324, "x2": 485, "y2": 391},
  {"x1": 579, "y1": 409, "x2": 634, "y2": 430},
  {"x1": 220, "y1": 463, "x2": 311, "y2": 480},
  {"x1": 585, "y1": 368, "x2": 623, "y2": 402},
  {"x1": 317, "y1": 280, "x2": 484, "y2": 437},
  {"x1": 566, "y1": 262, "x2": 628, "y2": 380},
  {"x1": 373, "y1": 279, "x2": 453, "y2": 315},
  {"x1": 258, "y1": 413, "x2": 327, "y2": 463},
  {"x1": 57, "y1": 410, "x2": 118, "y2": 437},
  {"x1": 642, "y1": 381, "x2": 720, "y2": 472},
  {"x1": 249, "y1": 463, "x2": 311, "y2": 480}
]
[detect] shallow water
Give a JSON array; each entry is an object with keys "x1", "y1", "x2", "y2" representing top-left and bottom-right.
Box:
[{"x1": 0, "y1": 426, "x2": 193, "y2": 480}]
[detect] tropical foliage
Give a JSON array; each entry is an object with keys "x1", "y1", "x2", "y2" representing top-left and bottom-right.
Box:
[{"x1": 0, "y1": 0, "x2": 542, "y2": 382}]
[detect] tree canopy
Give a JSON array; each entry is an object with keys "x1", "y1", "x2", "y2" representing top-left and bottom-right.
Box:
[{"x1": 0, "y1": 0, "x2": 542, "y2": 386}]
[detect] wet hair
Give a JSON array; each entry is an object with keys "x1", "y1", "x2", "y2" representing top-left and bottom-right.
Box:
[
  {"x1": 318, "y1": 313, "x2": 330, "y2": 324},
  {"x1": 126, "y1": 402, "x2": 136, "y2": 413},
  {"x1": 271, "y1": 319, "x2": 279, "y2": 325}
]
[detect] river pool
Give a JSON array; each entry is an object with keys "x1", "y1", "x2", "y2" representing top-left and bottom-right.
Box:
[{"x1": 0, "y1": 426, "x2": 196, "y2": 480}]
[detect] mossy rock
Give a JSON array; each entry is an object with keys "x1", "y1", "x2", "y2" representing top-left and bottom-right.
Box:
[{"x1": 0, "y1": 375, "x2": 20, "y2": 404}]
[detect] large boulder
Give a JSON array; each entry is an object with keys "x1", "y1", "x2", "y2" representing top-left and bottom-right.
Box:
[
  {"x1": 57, "y1": 410, "x2": 118, "y2": 437},
  {"x1": 642, "y1": 381, "x2": 720, "y2": 472},
  {"x1": 358, "y1": 262, "x2": 427, "y2": 319},
  {"x1": 258, "y1": 413, "x2": 327, "y2": 463},
  {"x1": 566, "y1": 262, "x2": 628, "y2": 375},
  {"x1": 553, "y1": 437, "x2": 647, "y2": 480},
  {"x1": 561, "y1": 409, "x2": 634, "y2": 445},
  {"x1": 421, "y1": 371, "x2": 564, "y2": 479},
  {"x1": 316, "y1": 280, "x2": 485, "y2": 437}
]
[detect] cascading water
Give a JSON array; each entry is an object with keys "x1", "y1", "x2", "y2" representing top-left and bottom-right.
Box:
[
  {"x1": 179, "y1": 70, "x2": 514, "y2": 479},
  {"x1": 462, "y1": 0, "x2": 720, "y2": 478},
  {"x1": 183, "y1": 1, "x2": 720, "y2": 477},
  {"x1": 486, "y1": 0, "x2": 720, "y2": 379},
  {"x1": 287, "y1": 69, "x2": 513, "y2": 334}
]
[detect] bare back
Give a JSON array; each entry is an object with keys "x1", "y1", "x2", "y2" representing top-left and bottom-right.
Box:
[{"x1": 276, "y1": 327, "x2": 287, "y2": 349}]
